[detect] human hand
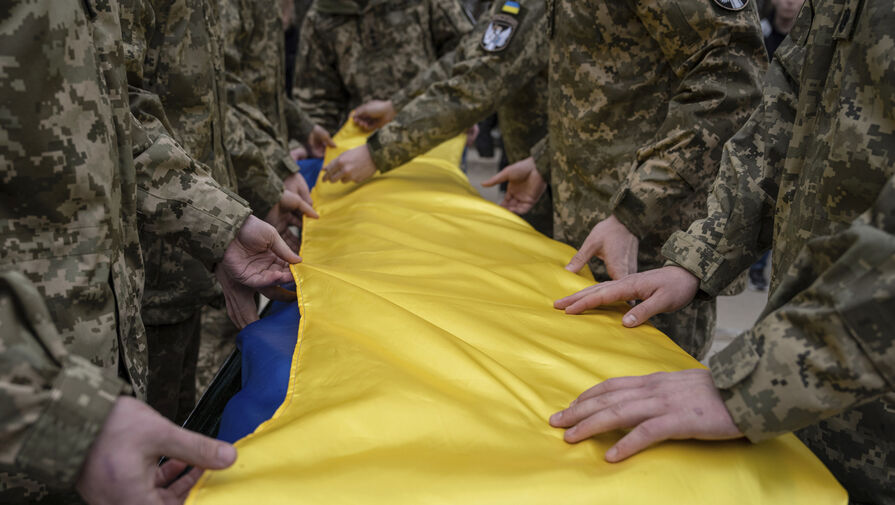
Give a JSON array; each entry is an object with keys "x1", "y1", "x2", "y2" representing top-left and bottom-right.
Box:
[
  {"x1": 306, "y1": 125, "x2": 336, "y2": 158},
  {"x1": 76, "y1": 397, "x2": 237, "y2": 505},
  {"x1": 322, "y1": 145, "x2": 377, "y2": 184},
  {"x1": 565, "y1": 215, "x2": 638, "y2": 280},
  {"x1": 549, "y1": 369, "x2": 742, "y2": 462},
  {"x1": 353, "y1": 100, "x2": 396, "y2": 131},
  {"x1": 481, "y1": 156, "x2": 547, "y2": 214},
  {"x1": 217, "y1": 215, "x2": 301, "y2": 327},
  {"x1": 263, "y1": 186, "x2": 318, "y2": 251},
  {"x1": 289, "y1": 145, "x2": 308, "y2": 162},
  {"x1": 465, "y1": 124, "x2": 479, "y2": 147},
  {"x1": 554, "y1": 266, "x2": 700, "y2": 327}
]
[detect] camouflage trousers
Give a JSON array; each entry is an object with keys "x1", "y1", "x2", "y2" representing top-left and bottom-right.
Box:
[
  {"x1": 196, "y1": 305, "x2": 239, "y2": 395},
  {"x1": 796, "y1": 394, "x2": 895, "y2": 505},
  {"x1": 146, "y1": 312, "x2": 201, "y2": 425},
  {"x1": 0, "y1": 473, "x2": 82, "y2": 504}
]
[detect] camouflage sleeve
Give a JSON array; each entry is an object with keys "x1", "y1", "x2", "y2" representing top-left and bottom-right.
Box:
[
  {"x1": 284, "y1": 97, "x2": 317, "y2": 147},
  {"x1": 121, "y1": 0, "x2": 251, "y2": 268},
  {"x1": 293, "y1": 11, "x2": 350, "y2": 134},
  {"x1": 0, "y1": 271, "x2": 127, "y2": 488},
  {"x1": 710, "y1": 173, "x2": 895, "y2": 441},
  {"x1": 219, "y1": 0, "x2": 287, "y2": 218},
  {"x1": 429, "y1": 0, "x2": 476, "y2": 57},
  {"x1": 390, "y1": 51, "x2": 458, "y2": 112},
  {"x1": 225, "y1": 105, "x2": 285, "y2": 219},
  {"x1": 609, "y1": 0, "x2": 767, "y2": 242},
  {"x1": 367, "y1": 0, "x2": 547, "y2": 172},
  {"x1": 530, "y1": 135, "x2": 550, "y2": 181},
  {"x1": 386, "y1": 0, "x2": 476, "y2": 110},
  {"x1": 662, "y1": 27, "x2": 807, "y2": 296}
]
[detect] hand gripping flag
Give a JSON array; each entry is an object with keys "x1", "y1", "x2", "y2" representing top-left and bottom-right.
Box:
[{"x1": 187, "y1": 122, "x2": 846, "y2": 505}]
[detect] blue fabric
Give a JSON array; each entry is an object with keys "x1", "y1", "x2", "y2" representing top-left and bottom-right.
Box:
[
  {"x1": 217, "y1": 299, "x2": 300, "y2": 443},
  {"x1": 298, "y1": 157, "x2": 323, "y2": 188},
  {"x1": 217, "y1": 159, "x2": 322, "y2": 443}
]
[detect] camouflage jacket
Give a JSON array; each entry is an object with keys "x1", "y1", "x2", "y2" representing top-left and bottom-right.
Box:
[
  {"x1": 367, "y1": 0, "x2": 548, "y2": 171},
  {"x1": 221, "y1": 0, "x2": 299, "y2": 218},
  {"x1": 2, "y1": 1, "x2": 257, "y2": 497},
  {"x1": 122, "y1": 0, "x2": 252, "y2": 324},
  {"x1": 544, "y1": 0, "x2": 766, "y2": 272},
  {"x1": 662, "y1": 0, "x2": 895, "y2": 500},
  {"x1": 293, "y1": 0, "x2": 474, "y2": 133},
  {"x1": 0, "y1": 2, "x2": 138, "y2": 495}
]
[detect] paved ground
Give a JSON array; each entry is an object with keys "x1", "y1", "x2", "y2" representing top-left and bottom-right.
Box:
[{"x1": 465, "y1": 148, "x2": 768, "y2": 363}]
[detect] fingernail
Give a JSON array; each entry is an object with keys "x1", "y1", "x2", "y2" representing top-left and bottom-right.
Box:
[
  {"x1": 549, "y1": 412, "x2": 562, "y2": 424},
  {"x1": 217, "y1": 444, "x2": 237, "y2": 464},
  {"x1": 605, "y1": 447, "x2": 618, "y2": 461},
  {"x1": 622, "y1": 314, "x2": 637, "y2": 326}
]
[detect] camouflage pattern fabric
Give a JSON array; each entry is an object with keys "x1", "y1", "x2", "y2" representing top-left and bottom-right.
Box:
[
  {"x1": 0, "y1": 273, "x2": 126, "y2": 504},
  {"x1": 545, "y1": 0, "x2": 767, "y2": 358},
  {"x1": 367, "y1": 0, "x2": 548, "y2": 170},
  {"x1": 146, "y1": 312, "x2": 202, "y2": 424},
  {"x1": 196, "y1": 305, "x2": 239, "y2": 395},
  {"x1": 293, "y1": 0, "x2": 474, "y2": 133},
  {"x1": 662, "y1": 0, "x2": 895, "y2": 500},
  {"x1": 0, "y1": 1, "x2": 135, "y2": 499},
  {"x1": 122, "y1": 0, "x2": 250, "y2": 326},
  {"x1": 221, "y1": 0, "x2": 314, "y2": 185},
  {"x1": 366, "y1": 0, "x2": 551, "y2": 235}
]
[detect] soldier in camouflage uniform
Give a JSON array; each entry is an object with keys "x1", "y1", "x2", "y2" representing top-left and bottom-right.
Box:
[
  {"x1": 323, "y1": 0, "x2": 552, "y2": 235},
  {"x1": 526, "y1": 0, "x2": 767, "y2": 359},
  {"x1": 550, "y1": 0, "x2": 895, "y2": 501},
  {"x1": 122, "y1": 0, "x2": 307, "y2": 423},
  {"x1": 1, "y1": 1, "x2": 297, "y2": 502},
  {"x1": 293, "y1": 0, "x2": 474, "y2": 134},
  {"x1": 194, "y1": 0, "x2": 322, "y2": 393}
]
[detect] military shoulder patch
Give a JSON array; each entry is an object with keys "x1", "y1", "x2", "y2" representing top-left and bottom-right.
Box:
[
  {"x1": 481, "y1": 14, "x2": 519, "y2": 52},
  {"x1": 712, "y1": 0, "x2": 749, "y2": 11},
  {"x1": 501, "y1": 1, "x2": 521, "y2": 14}
]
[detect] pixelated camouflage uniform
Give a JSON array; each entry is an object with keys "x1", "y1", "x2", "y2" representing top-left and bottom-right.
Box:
[
  {"x1": 121, "y1": 0, "x2": 252, "y2": 422},
  {"x1": 293, "y1": 0, "x2": 474, "y2": 133},
  {"x1": 662, "y1": 0, "x2": 895, "y2": 500},
  {"x1": 366, "y1": 0, "x2": 552, "y2": 235},
  {"x1": 544, "y1": 0, "x2": 767, "y2": 358},
  {"x1": 1, "y1": 0, "x2": 248, "y2": 501}
]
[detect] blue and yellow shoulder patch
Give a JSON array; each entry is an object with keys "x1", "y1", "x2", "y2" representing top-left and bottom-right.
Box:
[{"x1": 501, "y1": 1, "x2": 521, "y2": 15}]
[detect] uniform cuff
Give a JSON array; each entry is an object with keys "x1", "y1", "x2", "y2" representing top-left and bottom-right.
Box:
[
  {"x1": 530, "y1": 137, "x2": 550, "y2": 181},
  {"x1": 274, "y1": 154, "x2": 300, "y2": 180},
  {"x1": 16, "y1": 355, "x2": 128, "y2": 488},
  {"x1": 366, "y1": 133, "x2": 402, "y2": 173},
  {"x1": 661, "y1": 231, "x2": 730, "y2": 296},
  {"x1": 611, "y1": 188, "x2": 651, "y2": 240},
  {"x1": 391, "y1": 91, "x2": 411, "y2": 112}
]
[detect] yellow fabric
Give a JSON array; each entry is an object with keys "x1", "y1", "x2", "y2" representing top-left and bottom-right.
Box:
[{"x1": 188, "y1": 122, "x2": 846, "y2": 505}]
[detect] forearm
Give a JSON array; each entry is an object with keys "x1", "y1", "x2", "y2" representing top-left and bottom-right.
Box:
[
  {"x1": 225, "y1": 107, "x2": 285, "y2": 218},
  {"x1": 662, "y1": 38, "x2": 805, "y2": 295},
  {"x1": 711, "y1": 211, "x2": 895, "y2": 441},
  {"x1": 0, "y1": 272, "x2": 127, "y2": 488},
  {"x1": 612, "y1": 0, "x2": 767, "y2": 240}
]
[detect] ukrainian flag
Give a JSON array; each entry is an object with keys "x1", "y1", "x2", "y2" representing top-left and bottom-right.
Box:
[
  {"x1": 501, "y1": 1, "x2": 520, "y2": 14},
  {"x1": 186, "y1": 121, "x2": 847, "y2": 505}
]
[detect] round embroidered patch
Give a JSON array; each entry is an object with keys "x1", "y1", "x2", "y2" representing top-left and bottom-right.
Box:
[{"x1": 712, "y1": 0, "x2": 749, "y2": 11}]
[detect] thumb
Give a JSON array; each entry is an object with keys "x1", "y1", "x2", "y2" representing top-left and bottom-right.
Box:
[
  {"x1": 156, "y1": 424, "x2": 237, "y2": 471},
  {"x1": 621, "y1": 297, "x2": 666, "y2": 327},
  {"x1": 481, "y1": 169, "x2": 510, "y2": 187}
]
